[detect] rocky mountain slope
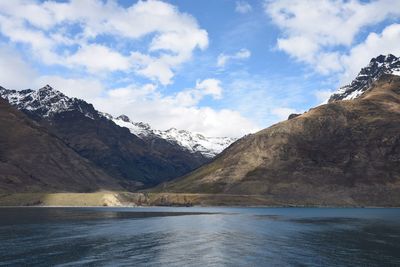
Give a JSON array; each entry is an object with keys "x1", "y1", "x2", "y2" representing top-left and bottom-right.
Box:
[
  {"x1": 329, "y1": 54, "x2": 400, "y2": 102},
  {"x1": 112, "y1": 115, "x2": 236, "y2": 158},
  {"x1": 0, "y1": 85, "x2": 235, "y2": 159},
  {"x1": 159, "y1": 57, "x2": 400, "y2": 206},
  {"x1": 0, "y1": 85, "x2": 209, "y2": 189},
  {"x1": 0, "y1": 98, "x2": 122, "y2": 193}
]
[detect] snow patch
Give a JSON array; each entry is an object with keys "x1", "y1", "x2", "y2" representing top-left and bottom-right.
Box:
[
  {"x1": 329, "y1": 54, "x2": 400, "y2": 102},
  {"x1": 113, "y1": 116, "x2": 237, "y2": 157},
  {"x1": 0, "y1": 85, "x2": 96, "y2": 118},
  {"x1": 0, "y1": 85, "x2": 237, "y2": 158}
]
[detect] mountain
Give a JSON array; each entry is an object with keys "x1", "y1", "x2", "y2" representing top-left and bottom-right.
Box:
[
  {"x1": 158, "y1": 57, "x2": 400, "y2": 206},
  {"x1": 329, "y1": 54, "x2": 400, "y2": 102},
  {"x1": 0, "y1": 97, "x2": 122, "y2": 193},
  {"x1": 112, "y1": 115, "x2": 236, "y2": 158},
  {"x1": 0, "y1": 85, "x2": 209, "y2": 189}
]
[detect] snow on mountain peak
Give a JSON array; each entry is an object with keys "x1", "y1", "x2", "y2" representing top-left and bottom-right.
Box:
[
  {"x1": 329, "y1": 54, "x2": 400, "y2": 102},
  {"x1": 99, "y1": 112, "x2": 113, "y2": 120},
  {"x1": 40, "y1": 84, "x2": 53, "y2": 91},
  {"x1": 0, "y1": 85, "x2": 97, "y2": 119},
  {"x1": 112, "y1": 116, "x2": 237, "y2": 157},
  {"x1": 0, "y1": 85, "x2": 237, "y2": 158},
  {"x1": 116, "y1": 114, "x2": 131, "y2": 122}
]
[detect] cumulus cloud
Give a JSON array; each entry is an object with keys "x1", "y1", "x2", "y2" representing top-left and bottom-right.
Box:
[
  {"x1": 235, "y1": 1, "x2": 252, "y2": 14},
  {"x1": 340, "y1": 23, "x2": 400, "y2": 83},
  {"x1": 217, "y1": 48, "x2": 251, "y2": 68},
  {"x1": 66, "y1": 44, "x2": 131, "y2": 73},
  {"x1": 92, "y1": 80, "x2": 257, "y2": 137},
  {"x1": 264, "y1": 0, "x2": 400, "y2": 77},
  {"x1": 130, "y1": 52, "x2": 176, "y2": 85},
  {"x1": 196, "y1": 79, "x2": 223, "y2": 99},
  {"x1": 34, "y1": 76, "x2": 105, "y2": 100},
  {"x1": 0, "y1": 0, "x2": 208, "y2": 85},
  {"x1": 0, "y1": 45, "x2": 37, "y2": 89},
  {"x1": 174, "y1": 79, "x2": 223, "y2": 107}
]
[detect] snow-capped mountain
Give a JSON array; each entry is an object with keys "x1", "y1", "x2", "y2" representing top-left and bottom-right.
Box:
[
  {"x1": 113, "y1": 115, "x2": 237, "y2": 158},
  {"x1": 0, "y1": 85, "x2": 236, "y2": 158},
  {"x1": 329, "y1": 54, "x2": 400, "y2": 102},
  {"x1": 0, "y1": 85, "x2": 99, "y2": 119},
  {"x1": 0, "y1": 84, "x2": 212, "y2": 187}
]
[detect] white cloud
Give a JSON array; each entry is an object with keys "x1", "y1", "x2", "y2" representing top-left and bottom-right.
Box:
[
  {"x1": 66, "y1": 44, "x2": 131, "y2": 73},
  {"x1": 92, "y1": 81, "x2": 257, "y2": 137},
  {"x1": 0, "y1": 15, "x2": 57, "y2": 64},
  {"x1": 235, "y1": 1, "x2": 252, "y2": 14},
  {"x1": 0, "y1": 45, "x2": 37, "y2": 89},
  {"x1": 0, "y1": 45, "x2": 107, "y2": 101},
  {"x1": 174, "y1": 79, "x2": 223, "y2": 107},
  {"x1": 0, "y1": 44, "x2": 107, "y2": 100},
  {"x1": 276, "y1": 36, "x2": 318, "y2": 63},
  {"x1": 0, "y1": 0, "x2": 208, "y2": 85},
  {"x1": 340, "y1": 23, "x2": 400, "y2": 84},
  {"x1": 34, "y1": 76, "x2": 105, "y2": 100},
  {"x1": 196, "y1": 79, "x2": 223, "y2": 99},
  {"x1": 264, "y1": 0, "x2": 400, "y2": 75},
  {"x1": 217, "y1": 48, "x2": 251, "y2": 67},
  {"x1": 130, "y1": 52, "x2": 175, "y2": 85}
]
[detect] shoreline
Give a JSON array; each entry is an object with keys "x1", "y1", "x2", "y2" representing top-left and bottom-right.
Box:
[
  {"x1": 0, "y1": 192, "x2": 399, "y2": 208},
  {"x1": 0, "y1": 205, "x2": 399, "y2": 209}
]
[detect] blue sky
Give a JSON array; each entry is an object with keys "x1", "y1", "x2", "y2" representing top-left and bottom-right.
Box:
[{"x1": 0, "y1": 0, "x2": 400, "y2": 137}]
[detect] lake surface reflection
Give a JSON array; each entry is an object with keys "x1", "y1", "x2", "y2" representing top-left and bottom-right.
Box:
[{"x1": 0, "y1": 207, "x2": 399, "y2": 266}]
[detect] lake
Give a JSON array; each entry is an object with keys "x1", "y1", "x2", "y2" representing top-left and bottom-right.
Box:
[{"x1": 0, "y1": 207, "x2": 399, "y2": 266}]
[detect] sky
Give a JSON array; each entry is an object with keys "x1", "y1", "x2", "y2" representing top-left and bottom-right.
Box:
[{"x1": 0, "y1": 0, "x2": 400, "y2": 137}]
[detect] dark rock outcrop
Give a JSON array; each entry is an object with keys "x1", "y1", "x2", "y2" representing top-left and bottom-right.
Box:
[{"x1": 288, "y1": 113, "x2": 301, "y2": 120}]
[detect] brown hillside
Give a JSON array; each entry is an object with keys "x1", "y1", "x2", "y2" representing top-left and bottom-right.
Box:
[
  {"x1": 0, "y1": 98, "x2": 122, "y2": 193},
  {"x1": 159, "y1": 75, "x2": 400, "y2": 206}
]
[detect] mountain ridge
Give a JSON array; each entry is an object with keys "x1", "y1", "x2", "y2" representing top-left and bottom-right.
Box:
[
  {"x1": 112, "y1": 115, "x2": 237, "y2": 158},
  {"x1": 0, "y1": 97, "x2": 122, "y2": 193},
  {"x1": 0, "y1": 85, "x2": 212, "y2": 189},
  {"x1": 329, "y1": 54, "x2": 400, "y2": 102},
  {"x1": 0, "y1": 86, "x2": 236, "y2": 158}
]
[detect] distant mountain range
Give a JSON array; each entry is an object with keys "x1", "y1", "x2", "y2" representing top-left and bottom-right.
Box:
[
  {"x1": 158, "y1": 54, "x2": 400, "y2": 206},
  {"x1": 0, "y1": 85, "x2": 235, "y2": 191},
  {"x1": 0, "y1": 85, "x2": 235, "y2": 158},
  {"x1": 111, "y1": 115, "x2": 236, "y2": 158}
]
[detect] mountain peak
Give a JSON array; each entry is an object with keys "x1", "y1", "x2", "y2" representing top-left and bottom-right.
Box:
[
  {"x1": 116, "y1": 114, "x2": 131, "y2": 122},
  {"x1": 37, "y1": 84, "x2": 66, "y2": 99},
  {"x1": 1, "y1": 85, "x2": 237, "y2": 158},
  {"x1": 0, "y1": 85, "x2": 97, "y2": 119},
  {"x1": 112, "y1": 116, "x2": 236, "y2": 157},
  {"x1": 40, "y1": 84, "x2": 54, "y2": 91},
  {"x1": 373, "y1": 54, "x2": 397, "y2": 64},
  {"x1": 329, "y1": 54, "x2": 400, "y2": 102}
]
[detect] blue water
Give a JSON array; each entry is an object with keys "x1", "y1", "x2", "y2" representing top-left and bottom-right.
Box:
[{"x1": 0, "y1": 207, "x2": 399, "y2": 266}]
